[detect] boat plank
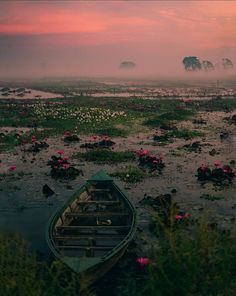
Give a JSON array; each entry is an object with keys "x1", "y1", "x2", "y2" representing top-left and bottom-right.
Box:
[
  {"x1": 57, "y1": 225, "x2": 130, "y2": 231},
  {"x1": 54, "y1": 235, "x2": 125, "y2": 241},
  {"x1": 77, "y1": 200, "x2": 120, "y2": 205},
  {"x1": 65, "y1": 212, "x2": 129, "y2": 218},
  {"x1": 57, "y1": 246, "x2": 113, "y2": 250}
]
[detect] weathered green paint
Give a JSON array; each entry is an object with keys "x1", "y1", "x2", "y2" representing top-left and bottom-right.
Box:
[{"x1": 45, "y1": 170, "x2": 136, "y2": 278}]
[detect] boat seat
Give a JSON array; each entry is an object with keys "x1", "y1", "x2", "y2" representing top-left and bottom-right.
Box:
[
  {"x1": 65, "y1": 212, "x2": 129, "y2": 218},
  {"x1": 76, "y1": 200, "x2": 120, "y2": 205},
  {"x1": 53, "y1": 234, "x2": 126, "y2": 241},
  {"x1": 56, "y1": 225, "x2": 130, "y2": 231}
]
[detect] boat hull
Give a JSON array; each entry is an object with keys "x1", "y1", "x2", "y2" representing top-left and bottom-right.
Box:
[{"x1": 46, "y1": 170, "x2": 136, "y2": 288}]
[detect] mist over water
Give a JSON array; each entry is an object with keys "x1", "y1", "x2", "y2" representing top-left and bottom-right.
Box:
[{"x1": 0, "y1": 1, "x2": 235, "y2": 81}]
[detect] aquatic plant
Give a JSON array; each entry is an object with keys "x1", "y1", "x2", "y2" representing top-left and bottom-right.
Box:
[
  {"x1": 74, "y1": 150, "x2": 135, "y2": 164},
  {"x1": 196, "y1": 163, "x2": 235, "y2": 184},
  {"x1": 110, "y1": 165, "x2": 145, "y2": 183},
  {"x1": 48, "y1": 154, "x2": 83, "y2": 179},
  {"x1": 136, "y1": 149, "x2": 165, "y2": 173}
]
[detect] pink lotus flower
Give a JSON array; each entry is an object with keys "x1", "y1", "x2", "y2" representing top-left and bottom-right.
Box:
[
  {"x1": 62, "y1": 163, "x2": 70, "y2": 170},
  {"x1": 63, "y1": 156, "x2": 70, "y2": 161},
  {"x1": 175, "y1": 215, "x2": 184, "y2": 220},
  {"x1": 137, "y1": 149, "x2": 150, "y2": 157},
  {"x1": 31, "y1": 135, "x2": 37, "y2": 143},
  {"x1": 136, "y1": 257, "x2": 150, "y2": 266},
  {"x1": 9, "y1": 165, "x2": 17, "y2": 171},
  {"x1": 57, "y1": 150, "x2": 64, "y2": 155},
  {"x1": 64, "y1": 131, "x2": 72, "y2": 137},
  {"x1": 175, "y1": 213, "x2": 190, "y2": 220},
  {"x1": 201, "y1": 164, "x2": 207, "y2": 171},
  {"x1": 214, "y1": 160, "x2": 221, "y2": 167}
]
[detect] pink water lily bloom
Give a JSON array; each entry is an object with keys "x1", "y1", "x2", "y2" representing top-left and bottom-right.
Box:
[
  {"x1": 63, "y1": 156, "x2": 70, "y2": 161},
  {"x1": 136, "y1": 257, "x2": 150, "y2": 266},
  {"x1": 64, "y1": 131, "x2": 72, "y2": 137},
  {"x1": 31, "y1": 135, "x2": 37, "y2": 143},
  {"x1": 201, "y1": 164, "x2": 207, "y2": 171},
  {"x1": 175, "y1": 215, "x2": 184, "y2": 220},
  {"x1": 214, "y1": 160, "x2": 221, "y2": 167},
  {"x1": 9, "y1": 165, "x2": 17, "y2": 171},
  {"x1": 176, "y1": 213, "x2": 190, "y2": 220},
  {"x1": 62, "y1": 163, "x2": 70, "y2": 170},
  {"x1": 57, "y1": 150, "x2": 65, "y2": 155}
]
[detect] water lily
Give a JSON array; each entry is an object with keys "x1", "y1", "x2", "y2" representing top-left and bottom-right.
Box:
[
  {"x1": 64, "y1": 131, "x2": 72, "y2": 137},
  {"x1": 175, "y1": 213, "x2": 190, "y2": 220},
  {"x1": 31, "y1": 135, "x2": 37, "y2": 143},
  {"x1": 21, "y1": 139, "x2": 27, "y2": 145},
  {"x1": 62, "y1": 163, "x2": 70, "y2": 170},
  {"x1": 136, "y1": 257, "x2": 150, "y2": 266},
  {"x1": 9, "y1": 165, "x2": 17, "y2": 171},
  {"x1": 63, "y1": 155, "x2": 70, "y2": 161},
  {"x1": 57, "y1": 150, "x2": 64, "y2": 155},
  {"x1": 201, "y1": 164, "x2": 207, "y2": 171},
  {"x1": 214, "y1": 160, "x2": 221, "y2": 167}
]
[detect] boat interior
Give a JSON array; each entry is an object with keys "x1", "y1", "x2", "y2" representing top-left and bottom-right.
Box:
[{"x1": 52, "y1": 180, "x2": 133, "y2": 258}]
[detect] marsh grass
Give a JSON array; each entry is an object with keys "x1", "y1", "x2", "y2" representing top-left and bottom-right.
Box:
[
  {"x1": 95, "y1": 127, "x2": 128, "y2": 137},
  {"x1": 74, "y1": 150, "x2": 135, "y2": 164},
  {"x1": 0, "y1": 233, "x2": 94, "y2": 296},
  {"x1": 145, "y1": 214, "x2": 236, "y2": 296},
  {"x1": 115, "y1": 210, "x2": 236, "y2": 296}
]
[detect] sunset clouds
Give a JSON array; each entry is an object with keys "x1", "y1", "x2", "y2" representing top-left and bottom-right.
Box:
[{"x1": 0, "y1": 1, "x2": 235, "y2": 77}]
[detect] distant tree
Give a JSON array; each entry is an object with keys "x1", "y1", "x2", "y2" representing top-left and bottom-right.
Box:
[
  {"x1": 120, "y1": 61, "x2": 136, "y2": 69},
  {"x1": 202, "y1": 60, "x2": 215, "y2": 71},
  {"x1": 182, "y1": 56, "x2": 202, "y2": 71},
  {"x1": 222, "y1": 58, "x2": 233, "y2": 70}
]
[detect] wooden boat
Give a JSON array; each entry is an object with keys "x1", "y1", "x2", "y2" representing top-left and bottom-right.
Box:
[{"x1": 46, "y1": 170, "x2": 136, "y2": 287}]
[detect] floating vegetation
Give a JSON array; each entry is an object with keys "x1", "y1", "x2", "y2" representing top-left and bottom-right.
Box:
[
  {"x1": 200, "y1": 194, "x2": 224, "y2": 201},
  {"x1": 153, "y1": 129, "x2": 203, "y2": 142},
  {"x1": 80, "y1": 136, "x2": 115, "y2": 149},
  {"x1": 74, "y1": 150, "x2": 135, "y2": 164},
  {"x1": 145, "y1": 109, "x2": 195, "y2": 127},
  {"x1": 197, "y1": 162, "x2": 235, "y2": 185},
  {"x1": 95, "y1": 127, "x2": 128, "y2": 137},
  {"x1": 182, "y1": 141, "x2": 202, "y2": 153},
  {"x1": 110, "y1": 165, "x2": 145, "y2": 183},
  {"x1": 48, "y1": 154, "x2": 83, "y2": 179},
  {"x1": 136, "y1": 149, "x2": 165, "y2": 173},
  {"x1": 63, "y1": 131, "x2": 80, "y2": 143}
]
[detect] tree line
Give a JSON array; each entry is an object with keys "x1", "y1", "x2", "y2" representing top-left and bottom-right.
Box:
[{"x1": 182, "y1": 56, "x2": 233, "y2": 71}]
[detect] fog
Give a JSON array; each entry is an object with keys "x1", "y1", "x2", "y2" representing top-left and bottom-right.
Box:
[{"x1": 0, "y1": 1, "x2": 235, "y2": 80}]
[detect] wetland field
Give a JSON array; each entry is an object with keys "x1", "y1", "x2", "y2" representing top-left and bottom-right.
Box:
[{"x1": 1, "y1": 79, "x2": 236, "y2": 295}]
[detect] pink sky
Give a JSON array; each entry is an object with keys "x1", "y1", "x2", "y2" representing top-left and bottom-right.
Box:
[{"x1": 0, "y1": 1, "x2": 235, "y2": 78}]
